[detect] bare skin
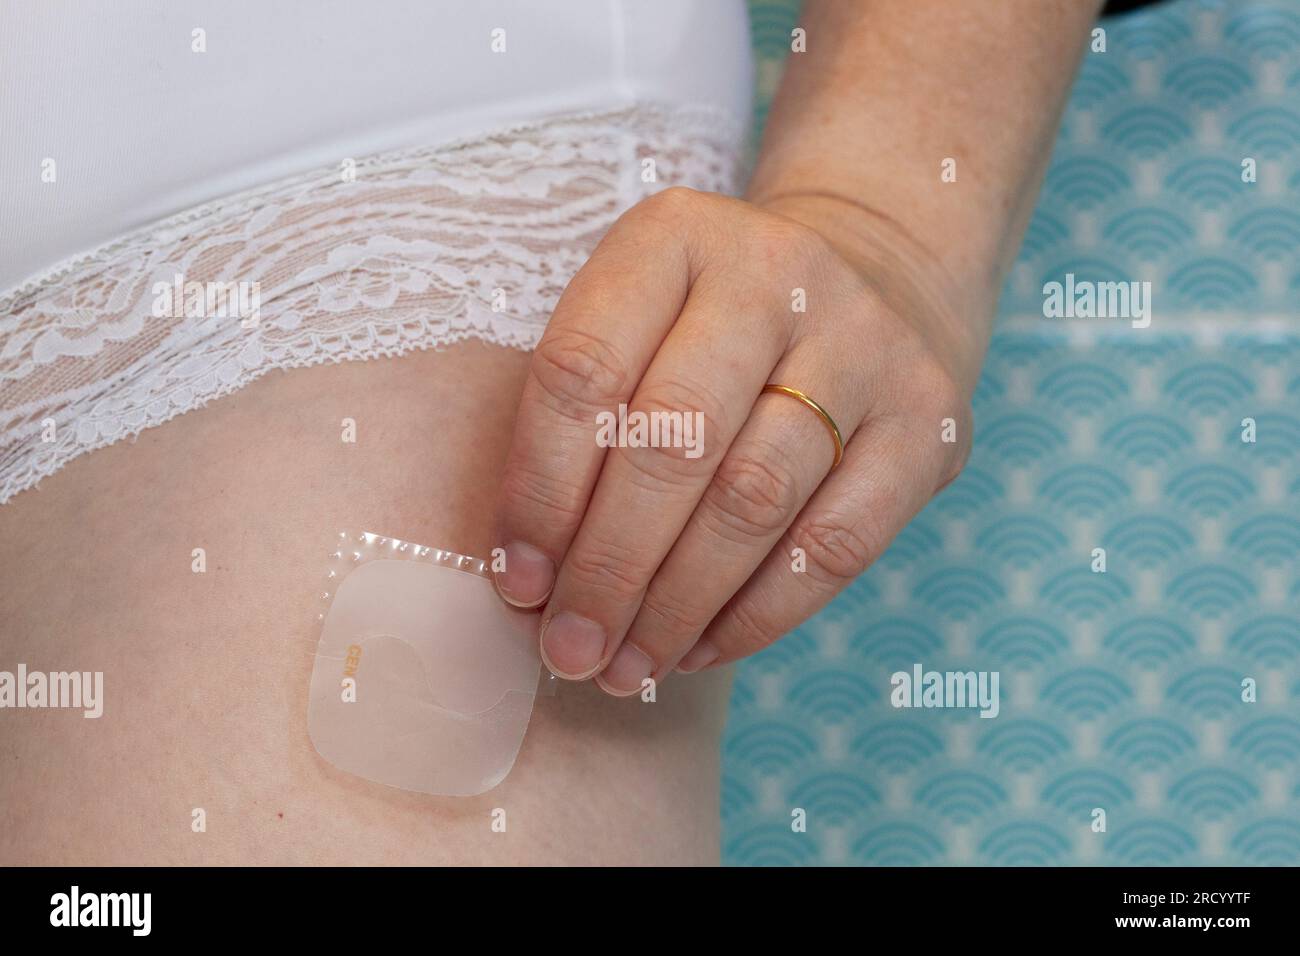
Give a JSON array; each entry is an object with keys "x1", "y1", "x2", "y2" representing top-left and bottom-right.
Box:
[
  {"x1": 0, "y1": 343, "x2": 728, "y2": 865},
  {"x1": 2, "y1": 0, "x2": 1104, "y2": 864}
]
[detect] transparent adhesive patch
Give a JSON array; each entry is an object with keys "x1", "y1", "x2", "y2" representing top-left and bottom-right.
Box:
[{"x1": 308, "y1": 531, "x2": 552, "y2": 796}]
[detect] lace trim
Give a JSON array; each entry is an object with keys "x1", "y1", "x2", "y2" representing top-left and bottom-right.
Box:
[{"x1": 0, "y1": 102, "x2": 746, "y2": 503}]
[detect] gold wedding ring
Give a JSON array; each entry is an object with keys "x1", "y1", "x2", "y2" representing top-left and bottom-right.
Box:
[{"x1": 762, "y1": 384, "x2": 844, "y2": 468}]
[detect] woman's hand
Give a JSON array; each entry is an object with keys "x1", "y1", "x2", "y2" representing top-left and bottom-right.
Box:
[
  {"x1": 490, "y1": 186, "x2": 983, "y2": 694},
  {"x1": 487, "y1": 0, "x2": 1105, "y2": 694}
]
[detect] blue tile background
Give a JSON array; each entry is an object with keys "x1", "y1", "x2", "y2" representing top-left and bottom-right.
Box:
[{"x1": 723, "y1": 0, "x2": 1300, "y2": 865}]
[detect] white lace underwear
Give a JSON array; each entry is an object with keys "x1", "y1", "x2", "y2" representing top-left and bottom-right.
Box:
[{"x1": 0, "y1": 103, "x2": 745, "y2": 504}]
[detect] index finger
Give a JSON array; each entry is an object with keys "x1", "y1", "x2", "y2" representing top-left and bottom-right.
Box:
[{"x1": 492, "y1": 189, "x2": 705, "y2": 608}]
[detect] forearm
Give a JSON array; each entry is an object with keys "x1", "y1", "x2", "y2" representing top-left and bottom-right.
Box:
[{"x1": 746, "y1": 0, "x2": 1104, "y2": 387}]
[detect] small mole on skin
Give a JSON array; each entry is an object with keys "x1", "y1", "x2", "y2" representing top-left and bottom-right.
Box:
[{"x1": 277, "y1": 812, "x2": 284, "y2": 820}]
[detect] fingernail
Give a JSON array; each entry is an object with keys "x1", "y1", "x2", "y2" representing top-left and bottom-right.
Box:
[
  {"x1": 495, "y1": 541, "x2": 555, "y2": 608},
  {"x1": 539, "y1": 612, "x2": 607, "y2": 680},
  {"x1": 675, "y1": 640, "x2": 720, "y2": 674},
  {"x1": 594, "y1": 643, "x2": 654, "y2": 697}
]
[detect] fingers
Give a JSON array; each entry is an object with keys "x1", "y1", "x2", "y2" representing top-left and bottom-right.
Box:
[
  {"x1": 594, "y1": 340, "x2": 870, "y2": 694},
  {"x1": 491, "y1": 190, "x2": 702, "y2": 609},
  {"x1": 496, "y1": 188, "x2": 974, "y2": 693},
  {"x1": 538, "y1": 270, "x2": 790, "y2": 681},
  {"x1": 683, "y1": 370, "x2": 969, "y2": 670}
]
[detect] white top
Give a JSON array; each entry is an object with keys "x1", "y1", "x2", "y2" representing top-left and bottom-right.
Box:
[{"x1": 1, "y1": 0, "x2": 753, "y2": 291}]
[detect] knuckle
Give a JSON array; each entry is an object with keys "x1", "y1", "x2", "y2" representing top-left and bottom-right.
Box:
[
  {"x1": 564, "y1": 537, "x2": 651, "y2": 603},
  {"x1": 790, "y1": 514, "x2": 880, "y2": 583},
  {"x1": 619, "y1": 378, "x2": 727, "y2": 479},
  {"x1": 645, "y1": 185, "x2": 704, "y2": 216},
  {"x1": 615, "y1": 188, "x2": 708, "y2": 254},
  {"x1": 938, "y1": 454, "x2": 970, "y2": 493},
  {"x1": 748, "y1": 216, "x2": 827, "y2": 274},
  {"x1": 896, "y1": 355, "x2": 972, "y2": 485},
  {"x1": 532, "y1": 329, "x2": 629, "y2": 417},
  {"x1": 745, "y1": 227, "x2": 798, "y2": 280},
  {"x1": 706, "y1": 444, "x2": 802, "y2": 540},
  {"x1": 637, "y1": 378, "x2": 729, "y2": 435},
  {"x1": 498, "y1": 462, "x2": 586, "y2": 531},
  {"x1": 640, "y1": 585, "x2": 712, "y2": 642},
  {"x1": 630, "y1": 187, "x2": 719, "y2": 255},
  {"x1": 938, "y1": 412, "x2": 973, "y2": 490},
  {"x1": 733, "y1": 218, "x2": 833, "y2": 323},
  {"x1": 908, "y1": 355, "x2": 964, "y2": 416},
  {"x1": 785, "y1": 216, "x2": 835, "y2": 264},
  {"x1": 722, "y1": 596, "x2": 779, "y2": 658}
]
